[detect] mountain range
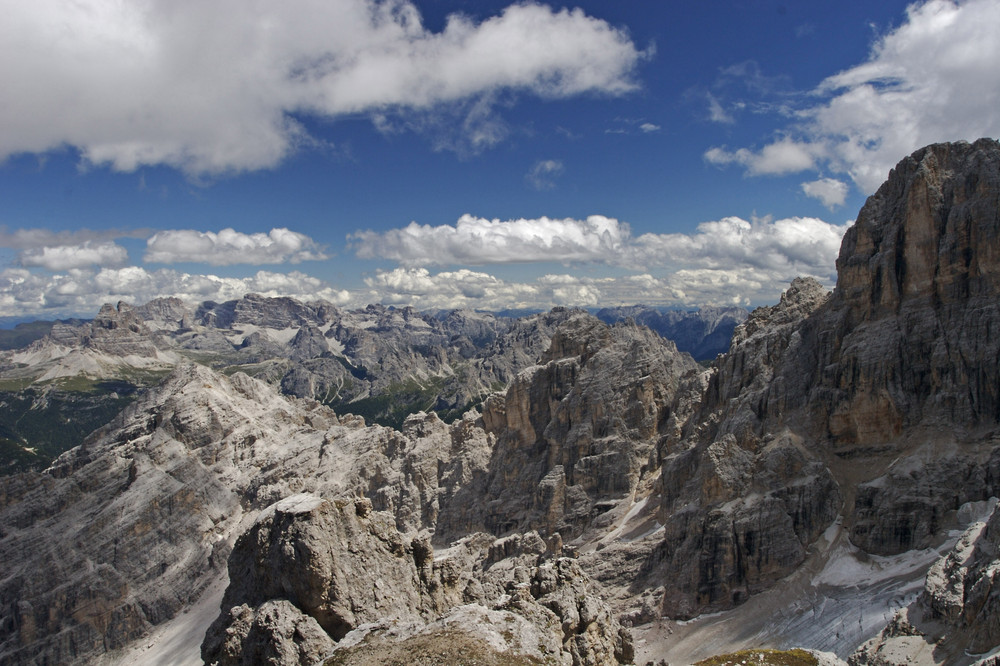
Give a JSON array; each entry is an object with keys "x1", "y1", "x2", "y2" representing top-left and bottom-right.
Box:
[{"x1": 1, "y1": 138, "x2": 1000, "y2": 665}]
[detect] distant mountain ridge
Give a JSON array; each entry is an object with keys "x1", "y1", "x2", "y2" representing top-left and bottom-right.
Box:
[
  {"x1": 594, "y1": 304, "x2": 748, "y2": 360},
  {"x1": 0, "y1": 297, "x2": 733, "y2": 472}
]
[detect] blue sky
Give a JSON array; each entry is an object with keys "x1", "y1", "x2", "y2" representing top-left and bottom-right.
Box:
[{"x1": 1, "y1": 0, "x2": 999, "y2": 320}]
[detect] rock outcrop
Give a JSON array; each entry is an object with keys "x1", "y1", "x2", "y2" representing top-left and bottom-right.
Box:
[
  {"x1": 652, "y1": 138, "x2": 1000, "y2": 619},
  {"x1": 653, "y1": 278, "x2": 842, "y2": 618},
  {"x1": 437, "y1": 312, "x2": 700, "y2": 542},
  {"x1": 204, "y1": 492, "x2": 632, "y2": 665},
  {"x1": 202, "y1": 495, "x2": 423, "y2": 664},
  {"x1": 850, "y1": 500, "x2": 1000, "y2": 665}
]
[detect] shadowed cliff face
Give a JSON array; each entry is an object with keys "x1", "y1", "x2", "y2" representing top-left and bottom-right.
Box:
[
  {"x1": 815, "y1": 139, "x2": 1000, "y2": 442},
  {"x1": 655, "y1": 139, "x2": 1000, "y2": 618}
]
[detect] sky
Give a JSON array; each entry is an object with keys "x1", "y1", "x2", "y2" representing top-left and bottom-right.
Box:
[{"x1": 1, "y1": 0, "x2": 999, "y2": 321}]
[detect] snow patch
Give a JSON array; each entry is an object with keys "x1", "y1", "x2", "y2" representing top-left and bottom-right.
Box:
[{"x1": 274, "y1": 493, "x2": 325, "y2": 514}]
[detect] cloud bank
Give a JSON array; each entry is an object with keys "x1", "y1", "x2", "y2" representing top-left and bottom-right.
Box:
[
  {"x1": 705, "y1": 0, "x2": 1000, "y2": 194},
  {"x1": 144, "y1": 228, "x2": 327, "y2": 265},
  {"x1": 20, "y1": 241, "x2": 129, "y2": 271},
  {"x1": 0, "y1": 211, "x2": 850, "y2": 318},
  {"x1": 351, "y1": 215, "x2": 630, "y2": 266},
  {"x1": 0, "y1": 267, "x2": 351, "y2": 316},
  {"x1": 352, "y1": 213, "x2": 849, "y2": 280},
  {"x1": 0, "y1": 1, "x2": 644, "y2": 174}
]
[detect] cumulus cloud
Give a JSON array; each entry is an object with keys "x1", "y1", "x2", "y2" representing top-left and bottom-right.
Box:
[
  {"x1": 20, "y1": 241, "x2": 129, "y2": 270},
  {"x1": 704, "y1": 137, "x2": 819, "y2": 176},
  {"x1": 801, "y1": 177, "x2": 849, "y2": 209},
  {"x1": 144, "y1": 228, "x2": 327, "y2": 265},
  {"x1": 526, "y1": 159, "x2": 565, "y2": 190},
  {"x1": 0, "y1": 1, "x2": 644, "y2": 174},
  {"x1": 359, "y1": 266, "x2": 805, "y2": 311},
  {"x1": 353, "y1": 213, "x2": 849, "y2": 281},
  {"x1": 634, "y1": 216, "x2": 849, "y2": 279},
  {"x1": 348, "y1": 213, "x2": 849, "y2": 309},
  {"x1": 705, "y1": 0, "x2": 1000, "y2": 193},
  {"x1": 351, "y1": 214, "x2": 629, "y2": 266},
  {"x1": 0, "y1": 226, "x2": 150, "y2": 250},
  {"x1": 364, "y1": 268, "x2": 612, "y2": 310},
  {"x1": 0, "y1": 266, "x2": 351, "y2": 317}
]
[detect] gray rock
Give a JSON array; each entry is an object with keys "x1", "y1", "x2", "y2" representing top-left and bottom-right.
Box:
[{"x1": 850, "y1": 500, "x2": 1000, "y2": 665}]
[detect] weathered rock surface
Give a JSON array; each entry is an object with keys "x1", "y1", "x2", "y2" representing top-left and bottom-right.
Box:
[
  {"x1": 202, "y1": 495, "x2": 424, "y2": 664},
  {"x1": 204, "y1": 492, "x2": 632, "y2": 665},
  {"x1": 0, "y1": 364, "x2": 474, "y2": 664},
  {"x1": 650, "y1": 278, "x2": 842, "y2": 617},
  {"x1": 437, "y1": 312, "x2": 700, "y2": 542},
  {"x1": 651, "y1": 138, "x2": 1000, "y2": 620},
  {"x1": 850, "y1": 500, "x2": 1000, "y2": 665}
]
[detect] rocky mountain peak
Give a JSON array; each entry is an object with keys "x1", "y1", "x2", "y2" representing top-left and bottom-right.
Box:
[
  {"x1": 813, "y1": 138, "x2": 1000, "y2": 443},
  {"x1": 730, "y1": 276, "x2": 828, "y2": 345},
  {"x1": 835, "y1": 137, "x2": 1000, "y2": 324}
]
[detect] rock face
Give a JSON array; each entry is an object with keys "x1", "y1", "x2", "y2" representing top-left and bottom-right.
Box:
[
  {"x1": 653, "y1": 278, "x2": 842, "y2": 618},
  {"x1": 0, "y1": 324, "x2": 657, "y2": 665},
  {"x1": 437, "y1": 312, "x2": 700, "y2": 542},
  {"x1": 203, "y1": 492, "x2": 633, "y2": 666},
  {"x1": 850, "y1": 500, "x2": 1000, "y2": 665},
  {"x1": 812, "y1": 138, "x2": 1000, "y2": 448},
  {"x1": 202, "y1": 495, "x2": 422, "y2": 664},
  {"x1": 652, "y1": 138, "x2": 1000, "y2": 619}
]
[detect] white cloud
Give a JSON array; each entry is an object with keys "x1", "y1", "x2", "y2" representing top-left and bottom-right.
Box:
[
  {"x1": 363, "y1": 267, "x2": 538, "y2": 309},
  {"x1": 706, "y1": 94, "x2": 734, "y2": 124},
  {"x1": 351, "y1": 214, "x2": 629, "y2": 266},
  {"x1": 639, "y1": 122, "x2": 661, "y2": 133},
  {"x1": 526, "y1": 159, "x2": 565, "y2": 190},
  {"x1": 144, "y1": 228, "x2": 327, "y2": 265},
  {"x1": 704, "y1": 137, "x2": 819, "y2": 176},
  {"x1": 361, "y1": 266, "x2": 804, "y2": 310},
  {"x1": 364, "y1": 268, "x2": 614, "y2": 309},
  {"x1": 0, "y1": 227, "x2": 151, "y2": 250},
  {"x1": 353, "y1": 213, "x2": 849, "y2": 282},
  {"x1": 0, "y1": 1, "x2": 644, "y2": 174},
  {"x1": 20, "y1": 241, "x2": 129, "y2": 270},
  {"x1": 0, "y1": 266, "x2": 351, "y2": 317},
  {"x1": 801, "y1": 177, "x2": 849, "y2": 209},
  {"x1": 705, "y1": 0, "x2": 1000, "y2": 193},
  {"x1": 631, "y1": 216, "x2": 849, "y2": 280},
  {"x1": 347, "y1": 213, "x2": 848, "y2": 310}
]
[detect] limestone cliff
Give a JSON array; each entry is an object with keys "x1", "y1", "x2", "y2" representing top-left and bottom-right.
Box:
[
  {"x1": 436, "y1": 311, "x2": 700, "y2": 542},
  {"x1": 652, "y1": 138, "x2": 1000, "y2": 619}
]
